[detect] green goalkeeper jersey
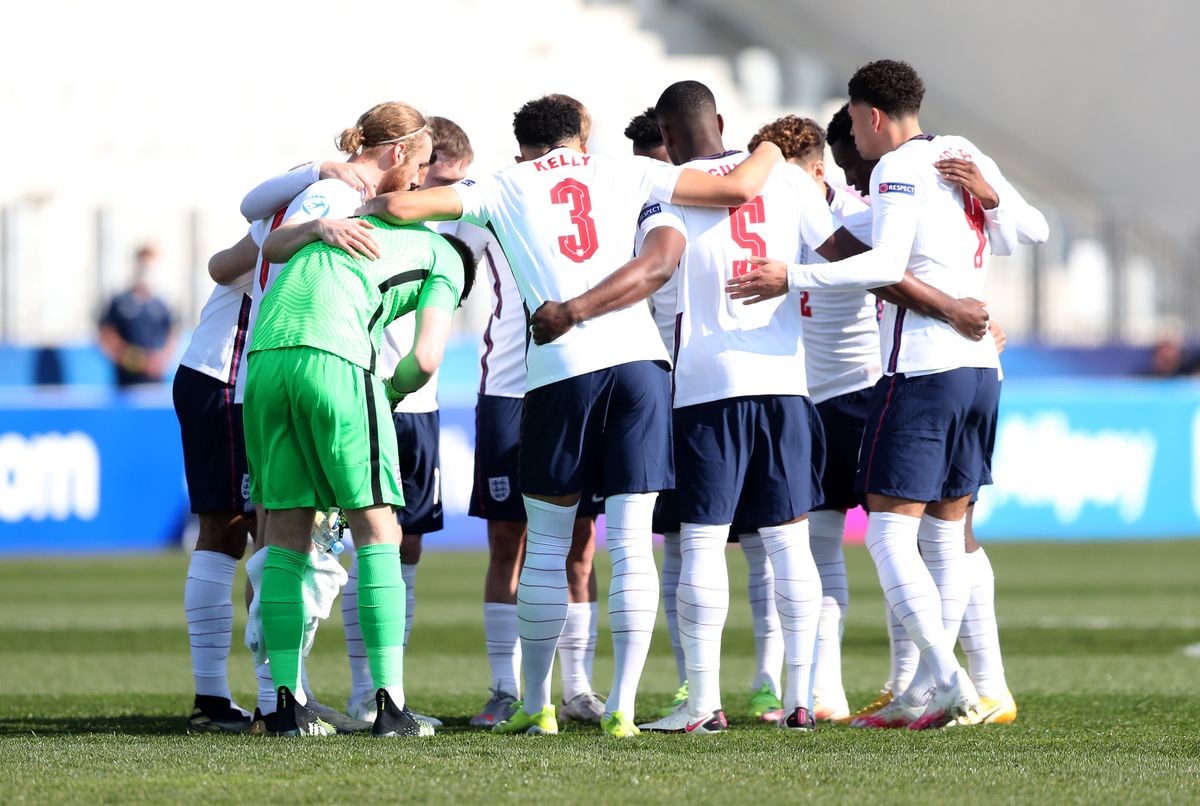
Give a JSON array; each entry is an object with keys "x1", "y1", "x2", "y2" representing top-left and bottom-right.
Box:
[{"x1": 248, "y1": 218, "x2": 464, "y2": 373}]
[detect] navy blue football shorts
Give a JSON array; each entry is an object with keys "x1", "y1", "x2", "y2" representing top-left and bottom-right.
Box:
[
  {"x1": 519, "y1": 360, "x2": 674, "y2": 499},
  {"x1": 813, "y1": 386, "x2": 873, "y2": 512},
  {"x1": 673, "y1": 394, "x2": 825, "y2": 528},
  {"x1": 471, "y1": 394, "x2": 604, "y2": 521},
  {"x1": 393, "y1": 410, "x2": 443, "y2": 534},
  {"x1": 855, "y1": 368, "x2": 1000, "y2": 502},
  {"x1": 173, "y1": 365, "x2": 250, "y2": 514}
]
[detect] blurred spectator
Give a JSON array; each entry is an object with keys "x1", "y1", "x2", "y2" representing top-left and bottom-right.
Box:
[
  {"x1": 98, "y1": 245, "x2": 177, "y2": 386},
  {"x1": 1147, "y1": 336, "x2": 1185, "y2": 377}
]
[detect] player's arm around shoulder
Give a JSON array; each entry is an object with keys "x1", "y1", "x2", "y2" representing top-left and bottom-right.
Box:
[
  {"x1": 671, "y1": 141, "x2": 783, "y2": 207},
  {"x1": 531, "y1": 220, "x2": 685, "y2": 345},
  {"x1": 261, "y1": 180, "x2": 383, "y2": 264},
  {"x1": 208, "y1": 232, "x2": 258, "y2": 285},
  {"x1": 356, "y1": 185, "x2": 465, "y2": 227}
]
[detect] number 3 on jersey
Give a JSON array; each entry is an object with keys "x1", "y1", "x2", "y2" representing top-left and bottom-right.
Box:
[{"x1": 550, "y1": 178, "x2": 598, "y2": 263}]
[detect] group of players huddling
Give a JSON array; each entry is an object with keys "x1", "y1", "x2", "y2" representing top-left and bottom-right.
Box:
[{"x1": 175, "y1": 58, "x2": 1048, "y2": 739}]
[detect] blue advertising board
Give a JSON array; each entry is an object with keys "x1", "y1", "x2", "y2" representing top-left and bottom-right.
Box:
[
  {"x1": 1, "y1": 379, "x2": 1197, "y2": 554},
  {"x1": 973, "y1": 379, "x2": 1199, "y2": 540}
]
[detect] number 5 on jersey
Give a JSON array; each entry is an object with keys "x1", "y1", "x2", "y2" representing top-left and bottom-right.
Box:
[
  {"x1": 550, "y1": 178, "x2": 599, "y2": 263},
  {"x1": 729, "y1": 196, "x2": 766, "y2": 278},
  {"x1": 729, "y1": 196, "x2": 811, "y2": 316}
]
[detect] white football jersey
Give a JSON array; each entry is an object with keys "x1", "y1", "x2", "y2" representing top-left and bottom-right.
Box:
[
  {"x1": 633, "y1": 218, "x2": 681, "y2": 356},
  {"x1": 455, "y1": 221, "x2": 527, "y2": 399},
  {"x1": 235, "y1": 178, "x2": 363, "y2": 403},
  {"x1": 376, "y1": 221, "x2": 456, "y2": 413},
  {"x1": 799, "y1": 182, "x2": 881, "y2": 404},
  {"x1": 378, "y1": 316, "x2": 439, "y2": 413},
  {"x1": 179, "y1": 269, "x2": 253, "y2": 384},
  {"x1": 453, "y1": 149, "x2": 683, "y2": 390},
  {"x1": 638, "y1": 152, "x2": 837, "y2": 408},
  {"x1": 785, "y1": 135, "x2": 1013, "y2": 377}
]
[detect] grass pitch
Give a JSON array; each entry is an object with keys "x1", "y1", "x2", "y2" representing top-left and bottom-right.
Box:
[{"x1": 2, "y1": 541, "x2": 1198, "y2": 804}]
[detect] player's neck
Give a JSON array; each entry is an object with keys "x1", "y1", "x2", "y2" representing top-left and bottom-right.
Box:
[
  {"x1": 674, "y1": 133, "x2": 727, "y2": 164},
  {"x1": 348, "y1": 153, "x2": 387, "y2": 181},
  {"x1": 884, "y1": 116, "x2": 924, "y2": 154}
]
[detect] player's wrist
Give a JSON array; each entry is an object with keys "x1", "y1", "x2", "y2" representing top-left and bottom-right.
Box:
[{"x1": 564, "y1": 298, "x2": 585, "y2": 327}]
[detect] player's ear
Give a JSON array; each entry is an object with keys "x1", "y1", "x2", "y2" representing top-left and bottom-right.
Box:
[
  {"x1": 716, "y1": 113, "x2": 724, "y2": 136},
  {"x1": 393, "y1": 142, "x2": 408, "y2": 165},
  {"x1": 812, "y1": 158, "x2": 826, "y2": 181},
  {"x1": 871, "y1": 107, "x2": 883, "y2": 133}
]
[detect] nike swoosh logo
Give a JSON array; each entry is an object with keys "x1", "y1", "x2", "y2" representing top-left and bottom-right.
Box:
[{"x1": 684, "y1": 718, "x2": 708, "y2": 732}]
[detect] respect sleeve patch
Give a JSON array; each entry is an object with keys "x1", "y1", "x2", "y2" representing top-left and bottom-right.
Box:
[
  {"x1": 877, "y1": 182, "x2": 915, "y2": 195},
  {"x1": 638, "y1": 202, "x2": 662, "y2": 225}
]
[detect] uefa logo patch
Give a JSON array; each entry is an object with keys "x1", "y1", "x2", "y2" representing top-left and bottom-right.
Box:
[
  {"x1": 878, "y1": 182, "x2": 915, "y2": 195},
  {"x1": 489, "y1": 476, "x2": 511, "y2": 502}
]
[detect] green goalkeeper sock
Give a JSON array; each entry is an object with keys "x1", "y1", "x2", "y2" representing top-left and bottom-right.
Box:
[
  {"x1": 260, "y1": 546, "x2": 309, "y2": 700},
  {"x1": 356, "y1": 543, "x2": 406, "y2": 702}
]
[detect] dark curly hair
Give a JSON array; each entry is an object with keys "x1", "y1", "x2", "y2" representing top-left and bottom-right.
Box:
[
  {"x1": 748, "y1": 115, "x2": 825, "y2": 164},
  {"x1": 624, "y1": 107, "x2": 663, "y2": 150},
  {"x1": 512, "y1": 96, "x2": 582, "y2": 149},
  {"x1": 847, "y1": 59, "x2": 925, "y2": 117},
  {"x1": 826, "y1": 103, "x2": 853, "y2": 146}
]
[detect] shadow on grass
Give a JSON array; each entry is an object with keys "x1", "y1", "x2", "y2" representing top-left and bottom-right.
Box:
[{"x1": 0, "y1": 714, "x2": 187, "y2": 737}]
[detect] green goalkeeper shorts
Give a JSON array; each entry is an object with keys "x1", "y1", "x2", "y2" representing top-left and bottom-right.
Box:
[{"x1": 243, "y1": 346, "x2": 403, "y2": 511}]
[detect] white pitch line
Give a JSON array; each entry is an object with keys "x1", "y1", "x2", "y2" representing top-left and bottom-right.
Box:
[
  {"x1": 1184, "y1": 643, "x2": 1200, "y2": 659},
  {"x1": 1030, "y1": 616, "x2": 1200, "y2": 630}
]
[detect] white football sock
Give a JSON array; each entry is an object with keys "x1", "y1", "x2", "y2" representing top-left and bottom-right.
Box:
[
  {"x1": 886, "y1": 603, "x2": 919, "y2": 693},
  {"x1": 558, "y1": 602, "x2": 594, "y2": 701},
  {"x1": 808, "y1": 510, "x2": 849, "y2": 712},
  {"x1": 960, "y1": 548, "x2": 1009, "y2": 698},
  {"x1": 584, "y1": 600, "x2": 598, "y2": 684},
  {"x1": 300, "y1": 664, "x2": 316, "y2": 706},
  {"x1": 517, "y1": 496, "x2": 576, "y2": 715},
  {"x1": 758, "y1": 520, "x2": 822, "y2": 713},
  {"x1": 401, "y1": 562, "x2": 417, "y2": 649},
  {"x1": 897, "y1": 515, "x2": 971, "y2": 700},
  {"x1": 184, "y1": 550, "x2": 237, "y2": 700},
  {"x1": 865, "y1": 511, "x2": 959, "y2": 693},
  {"x1": 483, "y1": 602, "x2": 521, "y2": 696},
  {"x1": 604, "y1": 492, "x2": 659, "y2": 718},
  {"x1": 256, "y1": 659, "x2": 276, "y2": 714},
  {"x1": 660, "y1": 531, "x2": 687, "y2": 684},
  {"x1": 738, "y1": 532, "x2": 782, "y2": 697},
  {"x1": 341, "y1": 552, "x2": 375, "y2": 705},
  {"x1": 677, "y1": 522, "x2": 730, "y2": 717},
  {"x1": 918, "y1": 514, "x2": 970, "y2": 640}
]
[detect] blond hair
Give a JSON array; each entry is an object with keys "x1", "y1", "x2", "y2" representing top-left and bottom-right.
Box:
[{"x1": 336, "y1": 102, "x2": 428, "y2": 155}]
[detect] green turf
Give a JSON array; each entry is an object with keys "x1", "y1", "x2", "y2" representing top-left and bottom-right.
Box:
[{"x1": 2, "y1": 542, "x2": 1198, "y2": 804}]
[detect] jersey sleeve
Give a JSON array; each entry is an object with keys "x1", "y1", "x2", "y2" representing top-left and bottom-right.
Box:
[
  {"x1": 637, "y1": 200, "x2": 687, "y2": 240},
  {"x1": 240, "y1": 162, "x2": 322, "y2": 222},
  {"x1": 452, "y1": 175, "x2": 500, "y2": 228},
  {"x1": 975, "y1": 154, "x2": 1050, "y2": 247},
  {"x1": 416, "y1": 235, "x2": 467, "y2": 313},
  {"x1": 283, "y1": 179, "x2": 364, "y2": 227},
  {"x1": 786, "y1": 155, "x2": 918, "y2": 291},
  {"x1": 839, "y1": 208, "x2": 874, "y2": 244},
  {"x1": 791, "y1": 171, "x2": 838, "y2": 256},
  {"x1": 630, "y1": 157, "x2": 685, "y2": 204}
]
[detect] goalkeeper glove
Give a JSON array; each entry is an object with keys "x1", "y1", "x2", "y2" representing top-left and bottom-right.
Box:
[{"x1": 383, "y1": 374, "x2": 407, "y2": 409}]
